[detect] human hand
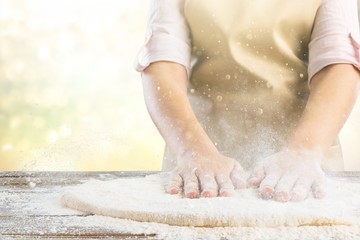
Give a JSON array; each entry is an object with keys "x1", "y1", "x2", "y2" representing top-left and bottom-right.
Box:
[
  {"x1": 247, "y1": 149, "x2": 326, "y2": 202},
  {"x1": 166, "y1": 152, "x2": 247, "y2": 198}
]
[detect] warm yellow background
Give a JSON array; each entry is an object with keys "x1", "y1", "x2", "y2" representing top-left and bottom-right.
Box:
[
  {"x1": 0, "y1": 0, "x2": 164, "y2": 171},
  {"x1": 0, "y1": 0, "x2": 359, "y2": 171}
]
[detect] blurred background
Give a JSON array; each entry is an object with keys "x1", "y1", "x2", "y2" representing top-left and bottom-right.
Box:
[
  {"x1": 0, "y1": 0, "x2": 359, "y2": 171},
  {"x1": 0, "y1": 0, "x2": 164, "y2": 171}
]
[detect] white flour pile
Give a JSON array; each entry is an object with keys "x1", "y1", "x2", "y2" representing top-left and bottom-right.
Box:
[{"x1": 61, "y1": 173, "x2": 360, "y2": 239}]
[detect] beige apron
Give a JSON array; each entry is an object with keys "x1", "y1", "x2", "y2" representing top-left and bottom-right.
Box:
[{"x1": 163, "y1": 0, "x2": 344, "y2": 171}]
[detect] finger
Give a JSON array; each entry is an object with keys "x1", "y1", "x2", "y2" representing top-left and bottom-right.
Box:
[
  {"x1": 291, "y1": 178, "x2": 313, "y2": 202},
  {"x1": 216, "y1": 174, "x2": 235, "y2": 197},
  {"x1": 259, "y1": 174, "x2": 281, "y2": 200},
  {"x1": 183, "y1": 169, "x2": 200, "y2": 199},
  {"x1": 230, "y1": 162, "x2": 247, "y2": 189},
  {"x1": 247, "y1": 165, "x2": 265, "y2": 188},
  {"x1": 312, "y1": 175, "x2": 327, "y2": 199},
  {"x1": 274, "y1": 174, "x2": 298, "y2": 202},
  {"x1": 165, "y1": 172, "x2": 183, "y2": 195},
  {"x1": 199, "y1": 174, "x2": 218, "y2": 198}
]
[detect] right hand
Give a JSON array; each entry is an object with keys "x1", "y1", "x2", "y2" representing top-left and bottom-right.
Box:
[
  {"x1": 247, "y1": 148, "x2": 326, "y2": 202},
  {"x1": 165, "y1": 151, "x2": 247, "y2": 198}
]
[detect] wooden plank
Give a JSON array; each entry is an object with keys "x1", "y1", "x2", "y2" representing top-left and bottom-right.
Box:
[
  {"x1": 0, "y1": 234, "x2": 157, "y2": 239},
  {"x1": 0, "y1": 171, "x2": 156, "y2": 178},
  {"x1": 326, "y1": 171, "x2": 360, "y2": 182},
  {"x1": 0, "y1": 172, "x2": 159, "y2": 187},
  {"x1": 0, "y1": 171, "x2": 359, "y2": 185},
  {"x1": 0, "y1": 187, "x2": 83, "y2": 216},
  {"x1": 0, "y1": 237, "x2": 156, "y2": 240},
  {"x1": 1, "y1": 171, "x2": 358, "y2": 180},
  {"x1": 0, "y1": 215, "x2": 158, "y2": 239}
]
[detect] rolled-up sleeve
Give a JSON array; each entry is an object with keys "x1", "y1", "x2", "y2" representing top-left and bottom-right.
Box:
[
  {"x1": 134, "y1": 0, "x2": 192, "y2": 76},
  {"x1": 308, "y1": 0, "x2": 360, "y2": 83}
]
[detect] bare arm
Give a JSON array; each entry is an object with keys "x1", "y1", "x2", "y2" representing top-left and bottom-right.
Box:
[
  {"x1": 288, "y1": 64, "x2": 360, "y2": 152},
  {"x1": 142, "y1": 61, "x2": 217, "y2": 158},
  {"x1": 249, "y1": 64, "x2": 360, "y2": 202},
  {"x1": 142, "y1": 61, "x2": 246, "y2": 198}
]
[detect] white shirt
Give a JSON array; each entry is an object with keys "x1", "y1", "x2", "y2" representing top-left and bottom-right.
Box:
[{"x1": 135, "y1": 0, "x2": 360, "y2": 82}]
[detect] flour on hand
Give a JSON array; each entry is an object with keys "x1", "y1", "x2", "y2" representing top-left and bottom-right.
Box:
[{"x1": 61, "y1": 173, "x2": 360, "y2": 228}]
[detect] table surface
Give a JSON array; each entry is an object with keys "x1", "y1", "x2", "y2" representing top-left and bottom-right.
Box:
[{"x1": 1, "y1": 171, "x2": 359, "y2": 240}]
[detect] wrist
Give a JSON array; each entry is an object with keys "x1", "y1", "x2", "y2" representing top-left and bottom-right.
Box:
[
  {"x1": 177, "y1": 145, "x2": 220, "y2": 163},
  {"x1": 286, "y1": 129, "x2": 327, "y2": 156},
  {"x1": 282, "y1": 144, "x2": 324, "y2": 160}
]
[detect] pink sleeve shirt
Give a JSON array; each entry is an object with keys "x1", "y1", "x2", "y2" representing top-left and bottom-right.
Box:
[
  {"x1": 308, "y1": 0, "x2": 360, "y2": 82},
  {"x1": 134, "y1": 0, "x2": 191, "y2": 77},
  {"x1": 134, "y1": 0, "x2": 360, "y2": 83}
]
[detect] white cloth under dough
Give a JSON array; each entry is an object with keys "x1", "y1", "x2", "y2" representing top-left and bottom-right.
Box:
[{"x1": 61, "y1": 173, "x2": 360, "y2": 228}]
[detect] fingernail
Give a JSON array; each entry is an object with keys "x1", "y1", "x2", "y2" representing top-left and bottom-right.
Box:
[
  {"x1": 201, "y1": 191, "x2": 216, "y2": 198},
  {"x1": 274, "y1": 192, "x2": 290, "y2": 202},
  {"x1": 219, "y1": 190, "x2": 233, "y2": 197},
  {"x1": 260, "y1": 186, "x2": 274, "y2": 199},
  {"x1": 247, "y1": 177, "x2": 260, "y2": 187},
  {"x1": 168, "y1": 188, "x2": 180, "y2": 195},
  {"x1": 186, "y1": 191, "x2": 199, "y2": 199}
]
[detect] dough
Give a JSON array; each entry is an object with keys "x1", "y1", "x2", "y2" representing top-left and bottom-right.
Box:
[{"x1": 61, "y1": 173, "x2": 360, "y2": 227}]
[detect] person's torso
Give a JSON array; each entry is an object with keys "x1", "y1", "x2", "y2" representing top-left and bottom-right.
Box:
[{"x1": 162, "y1": 0, "x2": 344, "y2": 171}]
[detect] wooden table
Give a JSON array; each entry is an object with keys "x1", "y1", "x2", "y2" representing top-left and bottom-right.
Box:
[
  {"x1": 0, "y1": 172, "x2": 161, "y2": 240},
  {"x1": 1, "y1": 171, "x2": 359, "y2": 239}
]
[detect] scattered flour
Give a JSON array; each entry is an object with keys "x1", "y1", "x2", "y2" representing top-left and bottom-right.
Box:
[
  {"x1": 59, "y1": 173, "x2": 360, "y2": 239},
  {"x1": 68, "y1": 215, "x2": 360, "y2": 240}
]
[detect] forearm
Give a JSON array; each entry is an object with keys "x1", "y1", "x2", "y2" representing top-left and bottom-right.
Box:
[
  {"x1": 250, "y1": 64, "x2": 359, "y2": 201},
  {"x1": 142, "y1": 61, "x2": 218, "y2": 159},
  {"x1": 287, "y1": 64, "x2": 360, "y2": 153}
]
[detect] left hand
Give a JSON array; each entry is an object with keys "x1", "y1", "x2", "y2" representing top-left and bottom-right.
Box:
[{"x1": 247, "y1": 149, "x2": 326, "y2": 202}]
